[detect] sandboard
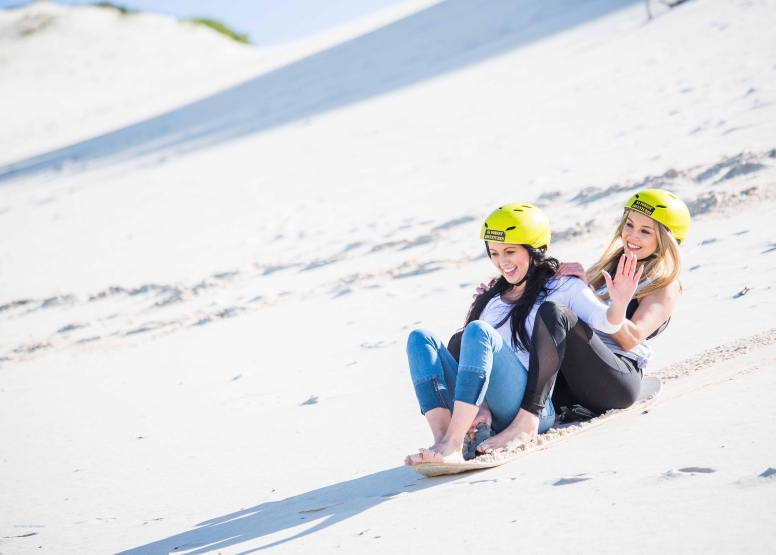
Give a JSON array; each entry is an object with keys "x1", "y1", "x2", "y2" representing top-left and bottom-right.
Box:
[{"x1": 412, "y1": 376, "x2": 662, "y2": 477}]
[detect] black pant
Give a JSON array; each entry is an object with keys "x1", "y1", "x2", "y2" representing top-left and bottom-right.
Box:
[{"x1": 520, "y1": 300, "x2": 642, "y2": 416}]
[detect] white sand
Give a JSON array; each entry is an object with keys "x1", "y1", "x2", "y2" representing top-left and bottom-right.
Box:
[{"x1": 1, "y1": 0, "x2": 775, "y2": 553}]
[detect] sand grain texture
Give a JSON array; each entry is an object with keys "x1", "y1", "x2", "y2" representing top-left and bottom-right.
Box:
[{"x1": 1, "y1": 0, "x2": 775, "y2": 553}]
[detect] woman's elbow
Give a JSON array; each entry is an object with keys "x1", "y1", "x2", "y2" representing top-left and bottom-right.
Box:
[{"x1": 615, "y1": 336, "x2": 641, "y2": 351}]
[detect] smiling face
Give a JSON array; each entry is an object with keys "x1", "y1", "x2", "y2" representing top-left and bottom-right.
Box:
[
  {"x1": 622, "y1": 209, "x2": 659, "y2": 259},
  {"x1": 487, "y1": 242, "x2": 531, "y2": 285}
]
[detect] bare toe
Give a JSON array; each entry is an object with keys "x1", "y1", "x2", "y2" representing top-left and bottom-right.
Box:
[
  {"x1": 419, "y1": 448, "x2": 444, "y2": 463},
  {"x1": 409, "y1": 453, "x2": 424, "y2": 465},
  {"x1": 476, "y1": 439, "x2": 496, "y2": 454}
]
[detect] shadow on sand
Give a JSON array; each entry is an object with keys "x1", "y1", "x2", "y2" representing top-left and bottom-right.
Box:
[
  {"x1": 115, "y1": 466, "x2": 456, "y2": 554},
  {"x1": 1, "y1": 0, "x2": 639, "y2": 183}
]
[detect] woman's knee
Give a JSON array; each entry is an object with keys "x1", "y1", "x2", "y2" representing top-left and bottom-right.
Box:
[
  {"x1": 537, "y1": 300, "x2": 568, "y2": 322},
  {"x1": 406, "y1": 328, "x2": 437, "y2": 354},
  {"x1": 463, "y1": 319, "x2": 496, "y2": 339},
  {"x1": 537, "y1": 300, "x2": 578, "y2": 330},
  {"x1": 460, "y1": 320, "x2": 503, "y2": 353}
]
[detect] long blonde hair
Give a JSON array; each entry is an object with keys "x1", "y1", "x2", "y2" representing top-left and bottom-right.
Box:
[{"x1": 586, "y1": 209, "x2": 682, "y2": 300}]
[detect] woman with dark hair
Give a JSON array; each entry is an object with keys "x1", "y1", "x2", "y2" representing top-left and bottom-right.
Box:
[
  {"x1": 470, "y1": 189, "x2": 691, "y2": 454},
  {"x1": 479, "y1": 189, "x2": 691, "y2": 451},
  {"x1": 404, "y1": 202, "x2": 642, "y2": 466}
]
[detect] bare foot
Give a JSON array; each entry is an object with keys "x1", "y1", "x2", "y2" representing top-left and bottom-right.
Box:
[
  {"x1": 404, "y1": 451, "x2": 426, "y2": 466},
  {"x1": 404, "y1": 439, "x2": 466, "y2": 465},
  {"x1": 477, "y1": 409, "x2": 539, "y2": 453}
]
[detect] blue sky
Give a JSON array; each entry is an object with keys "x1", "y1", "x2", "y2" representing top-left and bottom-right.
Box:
[{"x1": 0, "y1": 0, "x2": 411, "y2": 45}]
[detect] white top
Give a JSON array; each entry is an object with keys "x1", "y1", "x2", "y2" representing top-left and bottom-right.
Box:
[{"x1": 480, "y1": 276, "x2": 621, "y2": 369}]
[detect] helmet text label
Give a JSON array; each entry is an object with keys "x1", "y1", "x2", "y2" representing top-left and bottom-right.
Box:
[
  {"x1": 630, "y1": 200, "x2": 655, "y2": 216},
  {"x1": 483, "y1": 229, "x2": 506, "y2": 242}
]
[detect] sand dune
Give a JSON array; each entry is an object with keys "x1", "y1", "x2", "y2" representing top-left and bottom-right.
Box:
[{"x1": 1, "y1": 0, "x2": 775, "y2": 553}]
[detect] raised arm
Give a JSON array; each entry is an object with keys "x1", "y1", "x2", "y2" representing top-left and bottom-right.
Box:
[
  {"x1": 607, "y1": 280, "x2": 680, "y2": 350},
  {"x1": 566, "y1": 253, "x2": 643, "y2": 333},
  {"x1": 601, "y1": 252, "x2": 644, "y2": 327}
]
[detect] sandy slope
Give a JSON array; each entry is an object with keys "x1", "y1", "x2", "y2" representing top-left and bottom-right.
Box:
[
  {"x1": 0, "y1": 0, "x2": 442, "y2": 166},
  {"x1": 1, "y1": 0, "x2": 775, "y2": 553}
]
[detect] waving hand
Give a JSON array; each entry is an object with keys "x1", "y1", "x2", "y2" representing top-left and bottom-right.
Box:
[{"x1": 602, "y1": 253, "x2": 644, "y2": 307}]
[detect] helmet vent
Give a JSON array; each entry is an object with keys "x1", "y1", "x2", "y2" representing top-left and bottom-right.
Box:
[
  {"x1": 657, "y1": 204, "x2": 667, "y2": 208},
  {"x1": 505, "y1": 226, "x2": 516, "y2": 231},
  {"x1": 668, "y1": 193, "x2": 676, "y2": 199},
  {"x1": 521, "y1": 204, "x2": 532, "y2": 208},
  {"x1": 484, "y1": 223, "x2": 489, "y2": 228},
  {"x1": 513, "y1": 209, "x2": 523, "y2": 212}
]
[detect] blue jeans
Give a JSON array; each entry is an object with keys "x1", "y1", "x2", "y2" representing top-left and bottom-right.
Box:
[{"x1": 406, "y1": 321, "x2": 555, "y2": 434}]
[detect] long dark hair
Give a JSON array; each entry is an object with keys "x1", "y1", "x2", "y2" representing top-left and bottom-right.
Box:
[{"x1": 464, "y1": 244, "x2": 560, "y2": 352}]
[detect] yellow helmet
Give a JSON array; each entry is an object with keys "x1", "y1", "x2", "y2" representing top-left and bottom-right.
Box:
[
  {"x1": 624, "y1": 189, "x2": 691, "y2": 244},
  {"x1": 480, "y1": 202, "x2": 551, "y2": 249}
]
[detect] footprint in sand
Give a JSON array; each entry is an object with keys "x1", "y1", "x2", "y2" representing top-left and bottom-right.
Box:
[
  {"x1": 663, "y1": 467, "x2": 716, "y2": 479},
  {"x1": 554, "y1": 475, "x2": 593, "y2": 486},
  {"x1": 548, "y1": 470, "x2": 616, "y2": 486},
  {"x1": 462, "y1": 478, "x2": 518, "y2": 486},
  {"x1": 678, "y1": 467, "x2": 716, "y2": 474},
  {"x1": 759, "y1": 467, "x2": 776, "y2": 478},
  {"x1": 360, "y1": 340, "x2": 397, "y2": 349}
]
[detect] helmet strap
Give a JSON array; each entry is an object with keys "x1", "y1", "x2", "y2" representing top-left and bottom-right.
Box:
[{"x1": 513, "y1": 265, "x2": 534, "y2": 288}]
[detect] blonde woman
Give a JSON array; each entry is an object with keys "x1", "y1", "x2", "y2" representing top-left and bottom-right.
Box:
[{"x1": 473, "y1": 189, "x2": 690, "y2": 453}]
